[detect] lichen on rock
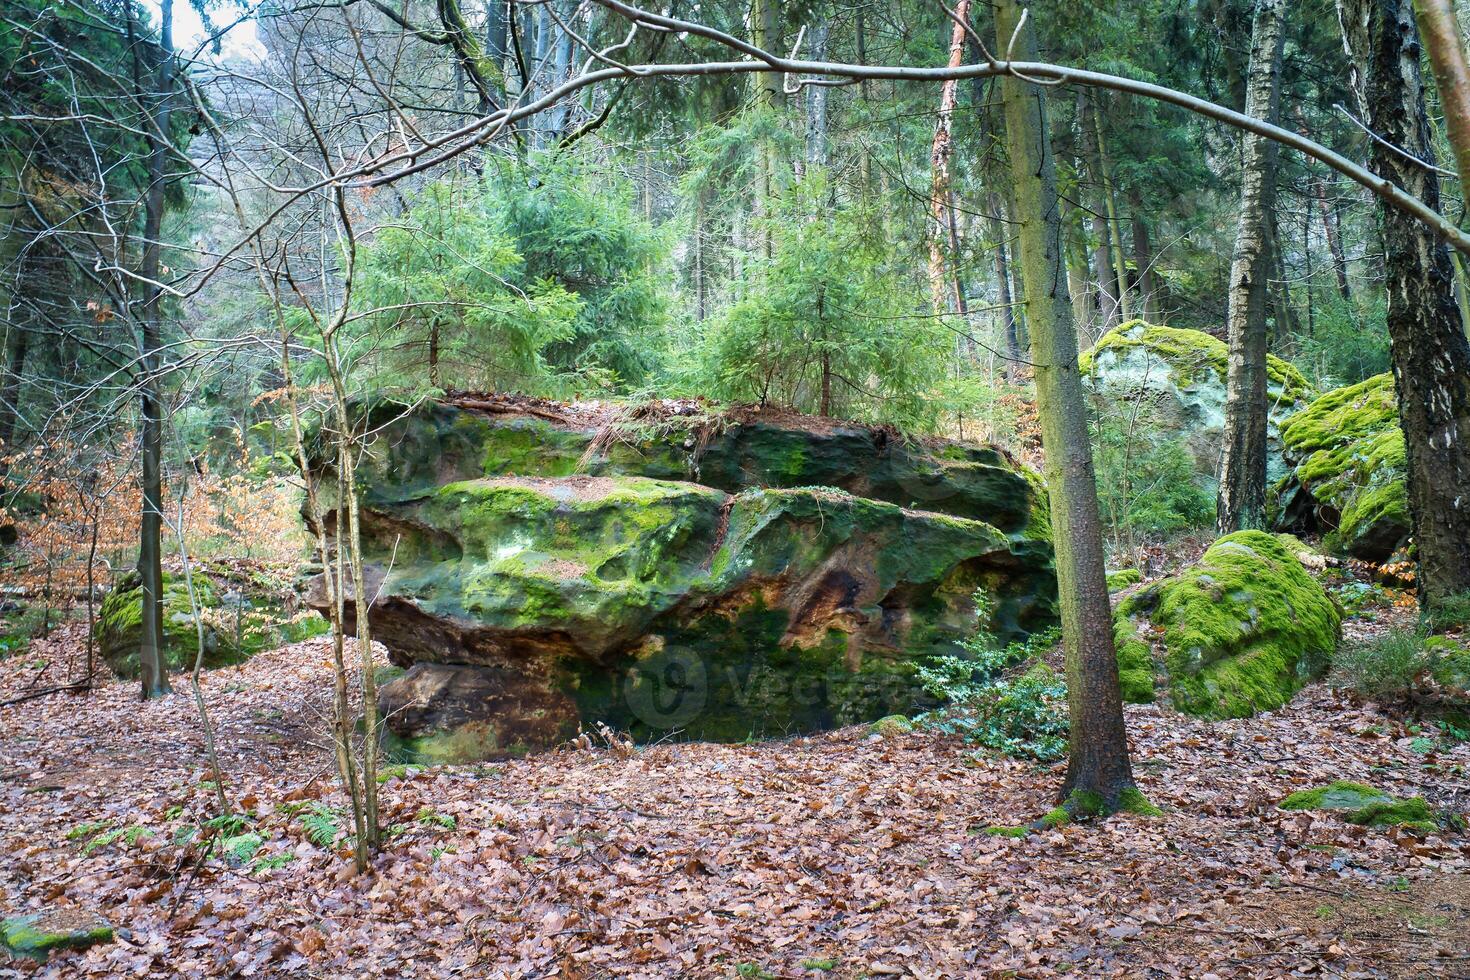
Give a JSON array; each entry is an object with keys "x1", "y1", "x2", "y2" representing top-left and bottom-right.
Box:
[
  {"x1": 1112, "y1": 530, "x2": 1341, "y2": 718},
  {"x1": 1273, "y1": 373, "x2": 1409, "y2": 562}
]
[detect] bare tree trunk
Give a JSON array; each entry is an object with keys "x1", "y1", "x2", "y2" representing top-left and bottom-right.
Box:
[
  {"x1": 996, "y1": 0, "x2": 1137, "y2": 810},
  {"x1": 989, "y1": 192, "x2": 1022, "y2": 378},
  {"x1": 928, "y1": 0, "x2": 970, "y2": 315},
  {"x1": 1217, "y1": 0, "x2": 1286, "y2": 534},
  {"x1": 0, "y1": 328, "x2": 28, "y2": 465},
  {"x1": 1129, "y1": 192, "x2": 1158, "y2": 321},
  {"x1": 1093, "y1": 102, "x2": 1133, "y2": 321},
  {"x1": 1417, "y1": 0, "x2": 1470, "y2": 189},
  {"x1": 137, "y1": 0, "x2": 176, "y2": 699},
  {"x1": 1341, "y1": 0, "x2": 1470, "y2": 608},
  {"x1": 804, "y1": 17, "x2": 829, "y2": 168},
  {"x1": 1076, "y1": 90, "x2": 1120, "y2": 333}
]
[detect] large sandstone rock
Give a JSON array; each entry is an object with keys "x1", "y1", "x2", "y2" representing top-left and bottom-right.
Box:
[
  {"x1": 309, "y1": 396, "x2": 1057, "y2": 760},
  {"x1": 1081, "y1": 321, "x2": 1314, "y2": 493},
  {"x1": 1273, "y1": 373, "x2": 1410, "y2": 562},
  {"x1": 1111, "y1": 531, "x2": 1341, "y2": 718}
]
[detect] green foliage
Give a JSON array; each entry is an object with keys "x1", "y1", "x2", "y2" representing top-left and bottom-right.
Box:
[
  {"x1": 298, "y1": 802, "x2": 343, "y2": 849},
  {"x1": 1332, "y1": 629, "x2": 1428, "y2": 698},
  {"x1": 918, "y1": 592, "x2": 1067, "y2": 761},
  {"x1": 1280, "y1": 781, "x2": 1438, "y2": 832},
  {"x1": 1293, "y1": 295, "x2": 1392, "y2": 387},
  {"x1": 684, "y1": 175, "x2": 953, "y2": 430},
  {"x1": 1093, "y1": 416, "x2": 1214, "y2": 541},
  {"x1": 348, "y1": 179, "x2": 581, "y2": 395},
  {"x1": 485, "y1": 154, "x2": 672, "y2": 389}
]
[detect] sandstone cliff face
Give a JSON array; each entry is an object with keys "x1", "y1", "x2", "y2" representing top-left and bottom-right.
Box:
[{"x1": 308, "y1": 396, "x2": 1058, "y2": 761}]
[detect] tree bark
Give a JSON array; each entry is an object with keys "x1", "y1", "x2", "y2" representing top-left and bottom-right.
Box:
[
  {"x1": 1129, "y1": 192, "x2": 1158, "y2": 322},
  {"x1": 989, "y1": 192, "x2": 1022, "y2": 378},
  {"x1": 0, "y1": 328, "x2": 28, "y2": 464},
  {"x1": 1416, "y1": 0, "x2": 1470, "y2": 189},
  {"x1": 1076, "y1": 90, "x2": 1120, "y2": 333},
  {"x1": 1341, "y1": 0, "x2": 1470, "y2": 608},
  {"x1": 1217, "y1": 0, "x2": 1286, "y2": 534},
  {"x1": 137, "y1": 0, "x2": 175, "y2": 699},
  {"x1": 928, "y1": 0, "x2": 971, "y2": 315},
  {"x1": 804, "y1": 18, "x2": 829, "y2": 168},
  {"x1": 995, "y1": 0, "x2": 1136, "y2": 808}
]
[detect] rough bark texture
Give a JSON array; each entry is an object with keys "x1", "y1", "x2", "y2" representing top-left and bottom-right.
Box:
[
  {"x1": 1217, "y1": 0, "x2": 1286, "y2": 534},
  {"x1": 1340, "y1": 0, "x2": 1470, "y2": 607},
  {"x1": 996, "y1": 0, "x2": 1135, "y2": 806}
]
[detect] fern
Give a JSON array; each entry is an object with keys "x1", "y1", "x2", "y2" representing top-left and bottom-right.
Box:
[
  {"x1": 299, "y1": 802, "x2": 342, "y2": 848},
  {"x1": 221, "y1": 832, "x2": 264, "y2": 864}
]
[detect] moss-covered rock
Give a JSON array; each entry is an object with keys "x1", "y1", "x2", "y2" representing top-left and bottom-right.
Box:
[
  {"x1": 1081, "y1": 321, "x2": 1313, "y2": 493},
  {"x1": 328, "y1": 395, "x2": 1051, "y2": 539},
  {"x1": 1, "y1": 910, "x2": 112, "y2": 962},
  {"x1": 1279, "y1": 781, "x2": 1438, "y2": 832},
  {"x1": 94, "y1": 566, "x2": 320, "y2": 679},
  {"x1": 95, "y1": 572, "x2": 241, "y2": 678},
  {"x1": 1274, "y1": 374, "x2": 1409, "y2": 562},
  {"x1": 1113, "y1": 530, "x2": 1340, "y2": 718},
  {"x1": 869, "y1": 714, "x2": 914, "y2": 737},
  {"x1": 1107, "y1": 568, "x2": 1142, "y2": 592},
  {"x1": 307, "y1": 400, "x2": 1059, "y2": 758}
]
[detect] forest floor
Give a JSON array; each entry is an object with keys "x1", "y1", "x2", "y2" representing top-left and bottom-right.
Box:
[{"x1": 1, "y1": 606, "x2": 1468, "y2": 978}]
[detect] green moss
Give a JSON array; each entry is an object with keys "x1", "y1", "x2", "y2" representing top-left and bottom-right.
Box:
[
  {"x1": 1280, "y1": 780, "x2": 1438, "y2": 830},
  {"x1": 1039, "y1": 806, "x2": 1071, "y2": 829},
  {"x1": 1107, "y1": 568, "x2": 1142, "y2": 592},
  {"x1": 1277, "y1": 374, "x2": 1410, "y2": 560},
  {"x1": 381, "y1": 721, "x2": 526, "y2": 765},
  {"x1": 1, "y1": 913, "x2": 113, "y2": 962},
  {"x1": 1081, "y1": 320, "x2": 1312, "y2": 403},
  {"x1": 1118, "y1": 787, "x2": 1163, "y2": 816},
  {"x1": 1123, "y1": 530, "x2": 1340, "y2": 718},
  {"x1": 982, "y1": 824, "x2": 1029, "y2": 837},
  {"x1": 869, "y1": 714, "x2": 914, "y2": 737},
  {"x1": 1112, "y1": 617, "x2": 1157, "y2": 704},
  {"x1": 94, "y1": 574, "x2": 246, "y2": 679}
]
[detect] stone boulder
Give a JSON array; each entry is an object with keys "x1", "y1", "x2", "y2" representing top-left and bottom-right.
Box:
[
  {"x1": 96, "y1": 566, "x2": 326, "y2": 679},
  {"x1": 1111, "y1": 531, "x2": 1341, "y2": 718},
  {"x1": 1273, "y1": 373, "x2": 1410, "y2": 562},
  {"x1": 308, "y1": 396, "x2": 1058, "y2": 760},
  {"x1": 1081, "y1": 321, "x2": 1314, "y2": 493}
]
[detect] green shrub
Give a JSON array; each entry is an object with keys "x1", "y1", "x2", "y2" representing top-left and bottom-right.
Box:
[{"x1": 918, "y1": 592, "x2": 1067, "y2": 761}]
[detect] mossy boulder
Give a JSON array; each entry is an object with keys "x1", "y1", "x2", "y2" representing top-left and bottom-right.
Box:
[
  {"x1": 1112, "y1": 530, "x2": 1341, "y2": 718},
  {"x1": 1279, "y1": 781, "x2": 1438, "y2": 832},
  {"x1": 307, "y1": 400, "x2": 1058, "y2": 760},
  {"x1": 94, "y1": 572, "x2": 242, "y2": 678},
  {"x1": 1081, "y1": 321, "x2": 1313, "y2": 494},
  {"x1": 324, "y1": 395, "x2": 1050, "y2": 539},
  {"x1": 94, "y1": 566, "x2": 320, "y2": 679},
  {"x1": 2, "y1": 910, "x2": 112, "y2": 962},
  {"x1": 1273, "y1": 373, "x2": 1409, "y2": 562}
]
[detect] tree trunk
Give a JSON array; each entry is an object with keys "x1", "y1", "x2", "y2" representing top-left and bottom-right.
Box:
[
  {"x1": 0, "y1": 328, "x2": 28, "y2": 463},
  {"x1": 1341, "y1": 0, "x2": 1470, "y2": 608},
  {"x1": 928, "y1": 0, "x2": 970, "y2": 315},
  {"x1": 1093, "y1": 102, "x2": 1133, "y2": 321},
  {"x1": 1076, "y1": 90, "x2": 1120, "y2": 333},
  {"x1": 804, "y1": 18, "x2": 829, "y2": 168},
  {"x1": 1129, "y1": 192, "x2": 1158, "y2": 321},
  {"x1": 1417, "y1": 0, "x2": 1470, "y2": 189},
  {"x1": 989, "y1": 192, "x2": 1022, "y2": 378},
  {"x1": 1217, "y1": 0, "x2": 1286, "y2": 534},
  {"x1": 996, "y1": 0, "x2": 1136, "y2": 809},
  {"x1": 137, "y1": 0, "x2": 175, "y2": 699}
]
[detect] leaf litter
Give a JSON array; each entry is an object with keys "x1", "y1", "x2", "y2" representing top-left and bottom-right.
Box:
[{"x1": 0, "y1": 618, "x2": 1466, "y2": 978}]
